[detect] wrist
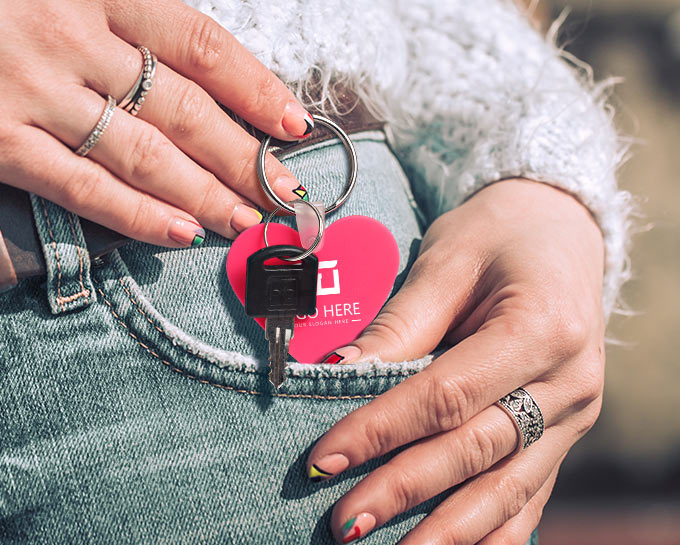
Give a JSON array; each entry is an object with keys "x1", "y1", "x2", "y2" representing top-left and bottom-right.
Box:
[{"x1": 466, "y1": 177, "x2": 605, "y2": 275}]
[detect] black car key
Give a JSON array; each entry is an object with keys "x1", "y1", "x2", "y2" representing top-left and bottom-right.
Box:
[{"x1": 245, "y1": 245, "x2": 318, "y2": 388}]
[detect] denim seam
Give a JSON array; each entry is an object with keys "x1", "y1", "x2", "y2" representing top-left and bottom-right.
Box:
[
  {"x1": 39, "y1": 197, "x2": 91, "y2": 309},
  {"x1": 116, "y1": 275, "x2": 418, "y2": 379},
  {"x1": 94, "y1": 284, "x2": 381, "y2": 400},
  {"x1": 106, "y1": 254, "x2": 419, "y2": 380},
  {"x1": 110, "y1": 275, "x2": 415, "y2": 379}
]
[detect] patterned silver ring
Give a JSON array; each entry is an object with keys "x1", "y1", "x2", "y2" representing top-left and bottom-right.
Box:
[
  {"x1": 495, "y1": 387, "x2": 545, "y2": 455},
  {"x1": 75, "y1": 95, "x2": 117, "y2": 157},
  {"x1": 123, "y1": 46, "x2": 157, "y2": 117}
]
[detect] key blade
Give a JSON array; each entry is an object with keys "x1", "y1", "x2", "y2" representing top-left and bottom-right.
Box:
[{"x1": 265, "y1": 315, "x2": 295, "y2": 389}]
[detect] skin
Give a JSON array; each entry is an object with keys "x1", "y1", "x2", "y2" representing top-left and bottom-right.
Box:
[
  {"x1": 309, "y1": 179, "x2": 606, "y2": 544},
  {"x1": 0, "y1": 1, "x2": 606, "y2": 543},
  {"x1": 0, "y1": 0, "x2": 311, "y2": 245}
]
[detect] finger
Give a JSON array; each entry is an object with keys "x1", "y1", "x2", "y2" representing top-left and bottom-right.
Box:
[
  {"x1": 85, "y1": 36, "x2": 308, "y2": 208},
  {"x1": 105, "y1": 0, "x2": 314, "y2": 140},
  {"x1": 477, "y1": 464, "x2": 560, "y2": 545},
  {"x1": 322, "y1": 245, "x2": 485, "y2": 364},
  {"x1": 328, "y1": 382, "x2": 556, "y2": 543},
  {"x1": 307, "y1": 318, "x2": 549, "y2": 483},
  {"x1": 394, "y1": 427, "x2": 569, "y2": 545},
  {"x1": 38, "y1": 87, "x2": 263, "y2": 239},
  {"x1": 0, "y1": 124, "x2": 204, "y2": 248}
]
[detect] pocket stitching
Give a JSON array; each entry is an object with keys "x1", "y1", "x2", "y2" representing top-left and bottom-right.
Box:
[
  {"x1": 95, "y1": 283, "x2": 382, "y2": 400},
  {"x1": 107, "y1": 254, "x2": 417, "y2": 380}
]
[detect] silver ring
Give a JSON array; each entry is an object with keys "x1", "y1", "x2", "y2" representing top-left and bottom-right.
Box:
[
  {"x1": 257, "y1": 114, "x2": 358, "y2": 215},
  {"x1": 75, "y1": 95, "x2": 117, "y2": 157},
  {"x1": 124, "y1": 46, "x2": 157, "y2": 116},
  {"x1": 495, "y1": 387, "x2": 545, "y2": 454},
  {"x1": 118, "y1": 48, "x2": 145, "y2": 110},
  {"x1": 263, "y1": 199, "x2": 324, "y2": 262}
]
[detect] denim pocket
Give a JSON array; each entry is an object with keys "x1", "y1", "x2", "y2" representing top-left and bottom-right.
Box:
[
  {"x1": 0, "y1": 133, "x2": 535, "y2": 544},
  {"x1": 73, "y1": 132, "x2": 435, "y2": 543},
  {"x1": 109, "y1": 130, "x2": 428, "y2": 396}
]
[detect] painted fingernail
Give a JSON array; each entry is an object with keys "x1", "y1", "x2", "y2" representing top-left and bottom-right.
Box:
[
  {"x1": 339, "y1": 513, "x2": 376, "y2": 544},
  {"x1": 168, "y1": 218, "x2": 205, "y2": 247},
  {"x1": 282, "y1": 100, "x2": 314, "y2": 138},
  {"x1": 322, "y1": 346, "x2": 361, "y2": 364},
  {"x1": 231, "y1": 204, "x2": 263, "y2": 233},
  {"x1": 308, "y1": 453, "x2": 349, "y2": 482},
  {"x1": 273, "y1": 176, "x2": 309, "y2": 202}
]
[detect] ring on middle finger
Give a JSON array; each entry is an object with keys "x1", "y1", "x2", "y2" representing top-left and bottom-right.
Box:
[
  {"x1": 495, "y1": 387, "x2": 545, "y2": 455},
  {"x1": 119, "y1": 45, "x2": 157, "y2": 116}
]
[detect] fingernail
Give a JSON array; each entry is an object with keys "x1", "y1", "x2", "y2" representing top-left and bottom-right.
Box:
[
  {"x1": 308, "y1": 453, "x2": 350, "y2": 482},
  {"x1": 273, "y1": 176, "x2": 309, "y2": 202},
  {"x1": 322, "y1": 346, "x2": 361, "y2": 364},
  {"x1": 168, "y1": 218, "x2": 205, "y2": 247},
  {"x1": 339, "y1": 513, "x2": 376, "y2": 544},
  {"x1": 282, "y1": 101, "x2": 314, "y2": 139},
  {"x1": 231, "y1": 204, "x2": 263, "y2": 233}
]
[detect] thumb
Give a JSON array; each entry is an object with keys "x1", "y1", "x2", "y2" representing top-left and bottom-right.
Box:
[{"x1": 322, "y1": 252, "x2": 477, "y2": 364}]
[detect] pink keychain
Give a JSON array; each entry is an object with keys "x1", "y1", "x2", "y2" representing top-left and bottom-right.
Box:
[{"x1": 226, "y1": 115, "x2": 399, "y2": 377}]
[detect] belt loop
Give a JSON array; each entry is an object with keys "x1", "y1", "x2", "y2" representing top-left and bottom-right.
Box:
[
  {"x1": 29, "y1": 195, "x2": 96, "y2": 314},
  {"x1": 0, "y1": 230, "x2": 18, "y2": 292}
]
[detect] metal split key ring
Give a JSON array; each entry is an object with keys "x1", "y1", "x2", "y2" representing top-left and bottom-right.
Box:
[
  {"x1": 263, "y1": 199, "x2": 325, "y2": 262},
  {"x1": 257, "y1": 114, "x2": 358, "y2": 215}
]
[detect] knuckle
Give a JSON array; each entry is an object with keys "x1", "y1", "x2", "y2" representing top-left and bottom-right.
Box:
[
  {"x1": 230, "y1": 151, "x2": 255, "y2": 191},
  {"x1": 126, "y1": 193, "x2": 156, "y2": 236},
  {"x1": 193, "y1": 177, "x2": 225, "y2": 219},
  {"x1": 520, "y1": 293, "x2": 592, "y2": 360},
  {"x1": 360, "y1": 408, "x2": 394, "y2": 458},
  {"x1": 60, "y1": 165, "x2": 105, "y2": 213},
  {"x1": 526, "y1": 500, "x2": 547, "y2": 533},
  {"x1": 240, "y1": 69, "x2": 280, "y2": 115},
  {"x1": 460, "y1": 426, "x2": 497, "y2": 478},
  {"x1": 184, "y1": 14, "x2": 225, "y2": 74},
  {"x1": 361, "y1": 309, "x2": 410, "y2": 354},
  {"x1": 169, "y1": 82, "x2": 209, "y2": 139},
  {"x1": 580, "y1": 363, "x2": 605, "y2": 405},
  {"x1": 576, "y1": 399, "x2": 603, "y2": 438},
  {"x1": 551, "y1": 312, "x2": 590, "y2": 358},
  {"x1": 387, "y1": 469, "x2": 422, "y2": 514},
  {"x1": 424, "y1": 373, "x2": 468, "y2": 433},
  {"x1": 128, "y1": 127, "x2": 168, "y2": 182},
  {"x1": 496, "y1": 473, "x2": 530, "y2": 521}
]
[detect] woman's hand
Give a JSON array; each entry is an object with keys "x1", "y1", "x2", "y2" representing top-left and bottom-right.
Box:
[
  {"x1": 308, "y1": 179, "x2": 606, "y2": 544},
  {"x1": 0, "y1": 0, "x2": 312, "y2": 247}
]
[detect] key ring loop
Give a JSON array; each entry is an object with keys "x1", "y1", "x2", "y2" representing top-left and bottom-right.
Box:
[
  {"x1": 263, "y1": 199, "x2": 325, "y2": 262},
  {"x1": 257, "y1": 114, "x2": 358, "y2": 215}
]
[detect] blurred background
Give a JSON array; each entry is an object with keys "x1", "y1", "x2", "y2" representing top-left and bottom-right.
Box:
[{"x1": 523, "y1": 1, "x2": 680, "y2": 544}]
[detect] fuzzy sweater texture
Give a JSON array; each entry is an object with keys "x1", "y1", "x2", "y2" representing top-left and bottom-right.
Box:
[{"x1": 188, "y1": 0, "x2": 634, "y2": 321}]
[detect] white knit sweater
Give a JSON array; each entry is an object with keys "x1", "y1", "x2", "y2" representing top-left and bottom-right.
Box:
[{"x1": 187, "y1": 0, "x2": 634, "y2": 321}]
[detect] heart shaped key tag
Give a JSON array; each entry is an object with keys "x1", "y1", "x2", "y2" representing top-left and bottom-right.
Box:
[{"x1": 226, "y1": 216, "x2": 399, "y2": 363}]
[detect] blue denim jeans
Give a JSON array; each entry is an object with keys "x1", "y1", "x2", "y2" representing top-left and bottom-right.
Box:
[{"x1": 0, "y1": 131, "x2": 537, "y2": 544}]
